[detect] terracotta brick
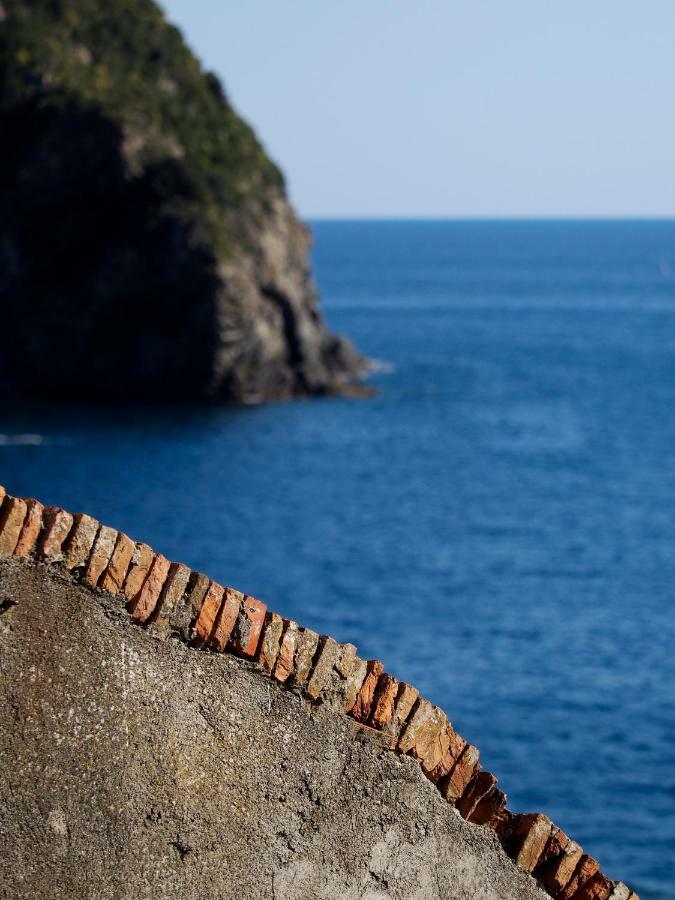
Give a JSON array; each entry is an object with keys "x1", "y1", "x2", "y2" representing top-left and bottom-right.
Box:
[
  {"x1": 398, "y1": 699, "x2": 453, "y2": 777},
  {"x1": 426, "y1": 725, "x2": 467, "y2": 783},
  {"x1": 343, "y1": 657, "x2": 368, "y2": 711},
  {"x1": 100, "y1": 532, "x2": 135, "y2": 595},
  {"x1": 0, "y1": 497, "x2": 27, "y2": 557},
  {"x1": 14, "y1": 498, "x2": 44, "y2": 557},
  {"x1": 230, "y1": 594, "x2": 267, "y2": 657},
  {"x1": 562, "y1": 856, "x2": 600, "y2": 900},
  {"x1": 256, "y1": 611, "x2": 284, "y2": 673},
  {"x1": 127, "y1": 554, "x2": 170, "y2": 624},
  {"x1": 306, "y1": 636, "x2": 340, "y2": 700},
  {"x1": 152, "y1": 562, "x2": 191, "y2": 626},
  {"x1": 384, "y1": 682, "x2": 419, "y2": 738},
  {"x1": 0, "y1": 485, "x2": 5, "y2": 504},
  {"x1": 122, "y1": 543, "x2": 154, "y2": 600},
  {"x1": 572, "y1": 874, "x2": 613, "y2": 900},
  {"x1": 335, "y1": 642, "x2": 358, "y2": 678},
  {"x1": 350, "y1": 659, "x2": 385, "y2": 721},
  {"x1": 210, "y1": 586, "x2": 243, "y2": 652},
  {"x1": 469, "y1": 787, "x2": 507, "y2": 827},
  {"x1": 63, "y1": 513, "x2": 98, "y2": 570},
  {"x1": 510, "y1": 814, "x2": 554, "y2": 873},
  {"x1": 534, "y1": 826, "x2": 572, "y2": 873},
  {"x1": 367, "y1": 673, "x2": 399, "y2": 730},
  {"x1": 170, "y1": 570, "x2": 210, "y2": 642},
  {"x1": 84, "y1": 525, "x2": 118, "y2": 587},
  {"x1": 273, "y1": 620, "x2": 300, "y2": 683},
  {"x1": 349, "y1": 719, "x2": 396, "y2": 750},
  {"x1": 191, "y1": 581, "x2": 224, "y2": 647},
  {"x1": 39, "y1": 507, "x2": 74, "y2": 560},
  {"x1": 457, "y1": 770, "x2": 498, "y2": 820},
  {"x1": 538, "y1": 841, "x2": 584, "y2": 897},
  {"x1": 438, "y1": 743, "x2": 480, "y2": 803},
  {"x1": 607, "y1": 885, "x2": 632, "y2": 900},
  {"x1": 292, "y1": 627, "x2": 320, "y2": 686}
]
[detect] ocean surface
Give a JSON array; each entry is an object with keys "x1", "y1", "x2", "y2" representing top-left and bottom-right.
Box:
[{"x1": 2, "y1": 219, "x2": 675, "y2": 897}]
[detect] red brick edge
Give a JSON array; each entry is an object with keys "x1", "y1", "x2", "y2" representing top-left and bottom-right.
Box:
[{"x1": 0, "y1": 485, "x2": 638, "y2": 900}]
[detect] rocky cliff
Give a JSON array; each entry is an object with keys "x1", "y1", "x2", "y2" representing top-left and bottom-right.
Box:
[{"x1": 0, "y1": 0, "x2": 364, "y2": 403}]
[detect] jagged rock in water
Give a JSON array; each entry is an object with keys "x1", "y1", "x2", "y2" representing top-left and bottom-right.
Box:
[{"x1": 0, "y1": 0, "x2": 365, "y2": 403}]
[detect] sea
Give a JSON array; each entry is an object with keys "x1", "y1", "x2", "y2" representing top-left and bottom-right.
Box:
[{"x1": 2, "y1": 220, "x2": 674, "y2": 897}]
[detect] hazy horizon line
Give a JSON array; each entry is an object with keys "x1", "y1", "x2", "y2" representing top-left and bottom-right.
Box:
[{"x1": 305, "y1": 214, "x2": 675, "y2": 222}]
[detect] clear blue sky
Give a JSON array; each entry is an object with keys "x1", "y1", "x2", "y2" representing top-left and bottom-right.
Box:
[{"x1": 161, "y1": 1, "x2": 674, "y2": 218}]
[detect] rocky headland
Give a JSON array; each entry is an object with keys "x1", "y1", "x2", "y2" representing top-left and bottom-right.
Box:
[{"x1": 0, "y1": 0, "x2": 365, "y2": 403}]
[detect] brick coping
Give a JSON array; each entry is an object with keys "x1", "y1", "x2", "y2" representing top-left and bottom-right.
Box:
[{"x1": 0, "y1": 484, "x2": 638, "y2": 900}]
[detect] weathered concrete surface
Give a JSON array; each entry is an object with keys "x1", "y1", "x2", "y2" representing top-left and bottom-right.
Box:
[{"x1": 0, "y1": 559, "x2": 548, "y2": 900}]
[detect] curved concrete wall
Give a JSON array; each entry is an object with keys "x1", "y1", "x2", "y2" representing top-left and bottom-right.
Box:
[{"x1": 0, "y1": 485, "x2": 638, "y2": 900}]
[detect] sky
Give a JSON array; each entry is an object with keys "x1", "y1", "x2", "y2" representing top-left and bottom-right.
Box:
[{"x1": 161, "y1": 1, "x2": 675, "y2": 219}]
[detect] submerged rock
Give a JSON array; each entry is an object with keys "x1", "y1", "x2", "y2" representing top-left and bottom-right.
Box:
[{"x1": 0, "y1": 0, "x2": 365, "y2": 403}]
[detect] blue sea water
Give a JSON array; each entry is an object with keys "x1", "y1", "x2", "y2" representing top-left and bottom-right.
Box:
[{"x1": 2, "y1": 220, "x2": 675, "y2": 897}]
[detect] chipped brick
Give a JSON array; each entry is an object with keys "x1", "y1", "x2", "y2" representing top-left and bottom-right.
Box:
[
  {"x1": 538, "y1": 840, "x2": 584, "y2": 897},
  {"x1": 127, "y1": 553, "x2": 170, "y2": 624},
  {"x1": 350, "y1": 659, "x2": 385, "y2": 721},
  {"x1": 191, "y1": 581, "x2": 224, "y2": 647},
  {"x1": 562, "y1": 856, "x2": 600, "y2": 900},
  {"x1": 100, "y1": 532, "x2": 135, "y2": 595},
  {"x1": 170, "y1": 570, "x2": 210, "y2": 642},
  {"x1": 469, "y1": 786, "x2": 507, "y2": 827},
  {"x1": 84, "y1": 525, "x2": 118, "y2": 587},
  {"x1": 438, "y1": 743, "x2": 480, "y2": 803},
  {"x1": 292, "y1": 627, "x2": 320, "y2": 686},
  {"x1": 573, "y1": 874, "x2": 613, "y2": 900},
  {"x1": 367, "y1": 673, "x2": 399, "y2": 730},
  {"x1": 152, "y1": 562, "x2": 191, "y2": 626},
  {"x1": 397, "y1": 699, "x2": 453, "y2": 777},
  {"x1": 384, "y1": 682, "x2": 419, "y2": 738},
  {"x1": 0, "y1": 496, "x2": 27, "y2": 557},
  {"x1": 343, "y1": 656, "x2": 368, "y2": 712},
  {"x1": 63, "y1": 513, "x2": 98, "y2": 570},
  {"x1": 230, "y1": 594, "x2": 267, "y2": 657},
  {"x1": 257, "y1": 611, "x2": 285, "y2": 673},
  {"x1": 273, "y1": 620, "x2": 300, "y2": 683},
  {"x1": 426, "y1": 725, "x2": 467, "y2": 783},
  {"x1": 510, "y1": 814, "x2": 554, "y2": 873},
  {"x1": 335, "y1": 642, "x2": 358, "y2": 678},
  {"x1": 607, "y1": 885, "x2": 632, "y2": 900},
  {"x1": 306, "y1": 636, "x2": 340, "y2": 700},
  {"x1": 122, "y1": 543, "x2": 154, "y2": 600},
  {"x1": 39, "y1": 507, "x2": 74, "y2": 560},
  {"x1": 457, "y1": 770, "x2": 498, "y2": 820},
  {"x1": 349, "y1": 719, "x2": 396, "y2": 750},
  {"x1": 210, "y1": 587, "x2": 243, "y2": 652},
  {"x1": 0, "y1": 485, "x2": 5, "y2": 504},
  {"x1": 534, "y1": 826, "x2": 572, "y2": 873},
  {"x1": 14, "y1": 498, "x2": 44, "y2": 557}
]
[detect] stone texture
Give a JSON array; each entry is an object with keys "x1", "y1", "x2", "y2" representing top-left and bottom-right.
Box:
[
  {"x1": 342, "y1": 657, "x2": 368, "y2": 712},
  {"x1": 384, "y1": 682, "x2": 419, "y2": 738},
  {"x1": 350, "y1": 659, "x2": 384, "y2": 722},
  {"x1": 0, "y1": 559, "x2": 550, "y2": 900},
  {"x1": 63, "y1": 514, "x2": 99, "y2": 570},
  {"x1": 210, "y1": 587, "x2": 243, "y2": 653},
  {"x1": 191, "y1": 581, "x2": 224, "y2": 648},
  {"x1": 306, "y1": 636, "x2": 340, "y2": 701},
  {"x1": 84, "y1": 525, "x2": 118, "y2": 588},
  {"x1": 122, "y1": 543, "x2": 154, "y2": 600},
  {"x1": 572, "y1": 874, "x2": 613, "y2": 900},
  {"x1": 273, "y1": 620, "x2": 300, "y2": 684},
  {"x1": 14, "y1": 498, "x2": 44, "y2": 557},
  {"x1": 257, "y1": 612, "x2": 285, "y2": 674},
  {"x1": 39, "y1": 508, "x2": 74, "y2": 560},
  {"x1": 562, "y1": 856, "x2": 600, "y2": 900},
  {"x1": 0, "y1": 496, "x2": 27, "y2": 557},
  {"x1": 292, "y1": 627, "x2": 320, "y2": 687},
  {"x1": 100, "y1": 532, "x2": 135, "y2": 595},
  {"x1": 538, "y1": 841, "x2": 584, "y2": 897},
  {"x1": 335, "y1": 642, "x2": 357, "y2": 678},
  {"x1": 151, "y1": 562, "x2": 191, "y2": 627},
  {"x1": 438, "y1": 743, "x2": 480, "y2": 803},
  {"x1": 230, "y1": 595, "x2": 267, "y2": 658},
  {"x1": 457, "y1": 771, "x2": 498, "y2": 820},
  {"x1": 367, "y1": 673, "x2": 399, "y2": 730},
  {"x1": 511, "y1": 814, "x2": 554, "y2": 874},
  {"x1": 127, "y1": 554, "x2": 171, "y2": 624}
]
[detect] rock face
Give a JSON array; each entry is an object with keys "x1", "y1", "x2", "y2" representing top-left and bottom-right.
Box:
[
  {"x1": 0, "y1": 0, "x2": 364, "y2": 403},
  {"x1": 0, "y1": 558, "x2": 550, "y2": 900}
]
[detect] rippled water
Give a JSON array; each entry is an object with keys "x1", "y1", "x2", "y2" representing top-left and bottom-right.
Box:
[{"x1": 2, "y1": 221, "x2": 674, "y2": 896}]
